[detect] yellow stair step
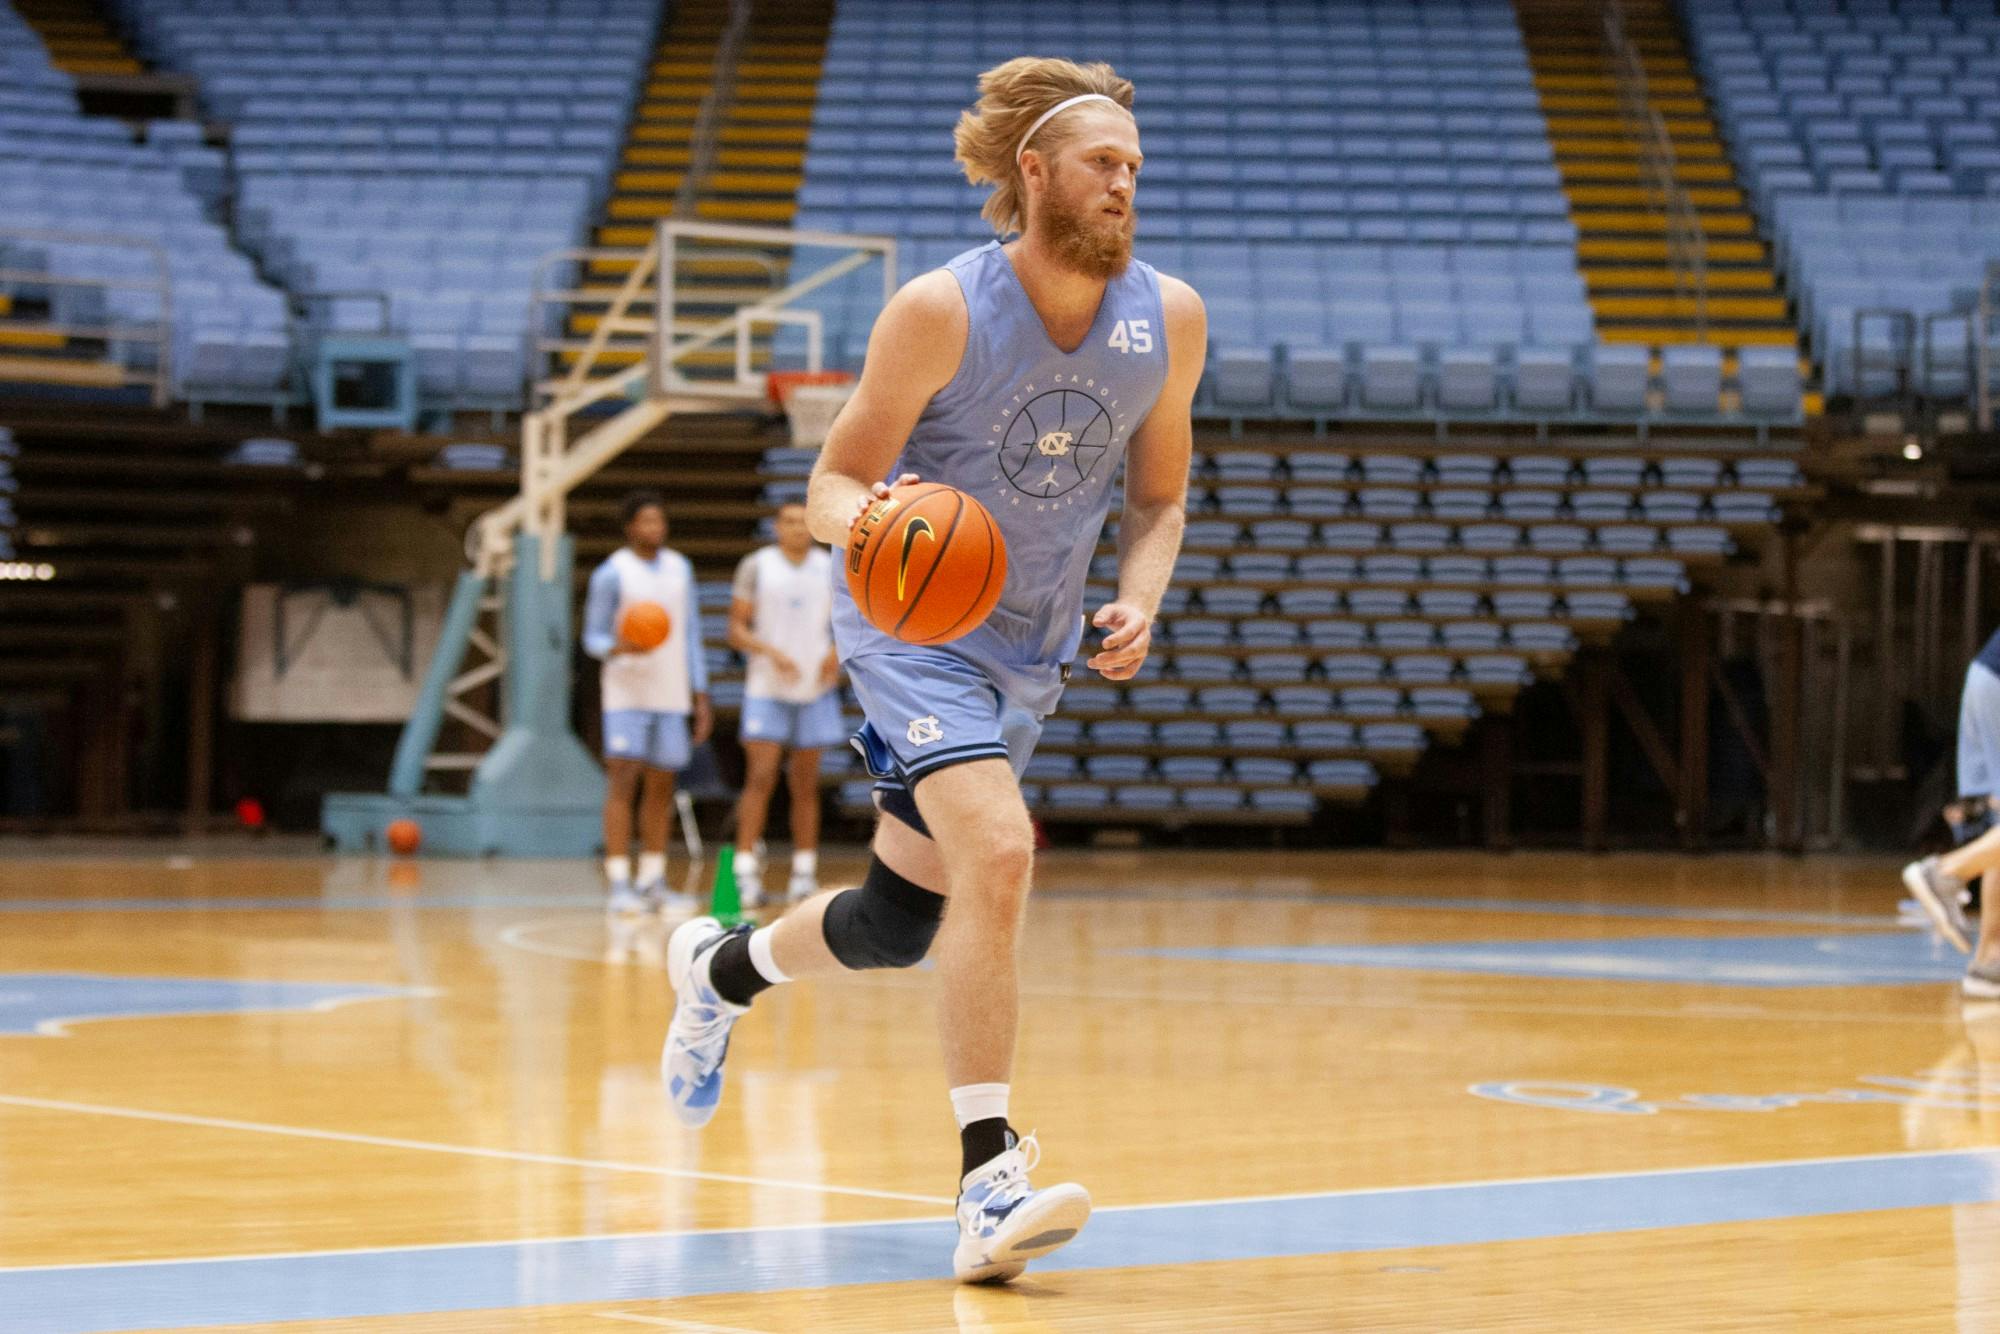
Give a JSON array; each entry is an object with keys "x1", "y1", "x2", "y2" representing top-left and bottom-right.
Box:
[
  {"x1": 728, "y1": 105, "x2": 814, "y2": 124},
  {"x1": 1597, "y1": 326, "x2": 1802, "y2": 348},
  {"x1": 615, "y1": 170, "x2": 685, "y2": 192},
  {"x1": 703, "y1": 170, "x2": 803, "y2": 192},
  {"x1": 0, "y1": 352, "x2": 127, "y2": 387},
  {"x1": 737, "y1": 62, "x2": 822, "y2": 78},
  {"x1": 1585, "y1": 267, "x2": 1776, "y2": 291},
  {"x1": 608, "y1": 198, "x2": 678, "y2": 221},
  {"x1": 1552, "y1": 137, "x2": 1725, "y2": 160},
  {"x1": 1544, "y1": 114, "x2": 1717, "y2": 137},
  {"x1": 1593, "y1": 294, "x2": 1789, "y2": 320},
  {"x1": 597, "y1": 224, "x2": 655, "y2": 246},
  {"x1": 1580, "y1": 237, "x2": 1766, "y2": 262},
  {"x1": 1535, "y1": 72, "x2": 1701, "y2": 93},
  {"x1": 1539, "y1": 93, "x2": 1711, "y2": 115},
  {"x1": 1576, "y1": 210, "x2": 1757, "y2": 235},
  {"x1": 734, "y1": 81, "x2": 818, "y2": 99},
  {"x1": 1560, "y1": 159, "x2": 1735, "y2": 182},
  {"x1": 632, "y1": 125, "x2": 698, "y2": 144},
  {"x1": 720, "y1": 125, "x2": 808, "y2": 144},
  {"x1": 625, "y1": 146, "x2": 693, "y2": 166},
  {"x1": 694, "y1": 198, "x2": 797, "y2": 222},
  {"x1": 0, "y1": 329, "x2": 70, "y2": 351},
  {"x1": 715, "y1": 148, "x2": 804, "y2": 169},
  {"x1": 1568, "y1": 184, "x2": 1744, "y2": 208}
]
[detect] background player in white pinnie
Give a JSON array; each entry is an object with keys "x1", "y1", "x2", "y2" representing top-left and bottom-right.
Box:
[
  {"x1": 582, "y1": 491, "x2": 712, "y2": 913},
  {"x1": 725, "y1": 501, "x2": 843, "y2": 906}
]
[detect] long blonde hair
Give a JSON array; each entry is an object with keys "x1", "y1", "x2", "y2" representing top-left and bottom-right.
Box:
[{"x1": 952, "y1": 56, "x2": 1135, "y2": 237}]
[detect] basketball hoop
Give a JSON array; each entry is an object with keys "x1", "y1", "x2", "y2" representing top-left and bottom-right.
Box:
[{"x1": 772, "y1": 371, "x2": 856, "y2": 447}]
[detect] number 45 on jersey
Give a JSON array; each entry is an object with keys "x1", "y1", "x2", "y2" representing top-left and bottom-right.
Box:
[{"x1": 1108, "y1": 319, "x2": 1152, "y2": 354}]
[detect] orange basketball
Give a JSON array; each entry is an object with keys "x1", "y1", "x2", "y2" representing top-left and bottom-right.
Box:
[
  {"x1": 618, "y1": 599, "x2": 671, "y2": 651},
  {"x1": 385, "y1": 818, "x2": 422, "y2": 856},
  {"x1": 846, "y1": 482, "x2": 1007, "y2": 645}
]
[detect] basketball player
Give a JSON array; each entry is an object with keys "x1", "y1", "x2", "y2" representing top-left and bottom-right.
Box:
[
  {"x1": 1907, "y1": 624, "x2": 2000, "y2": 993},
  {"x1": 726, "y1": 501, "x2": 842, "y2": 906},
  {"x1": 659, "y1": 58, "x2": 1204, "y2": 1282},
  {"x1": 582, "y1": 490, "x2": 712, "y2": 913}
]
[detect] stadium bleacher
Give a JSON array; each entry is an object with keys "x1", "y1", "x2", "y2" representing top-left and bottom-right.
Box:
[
  {"x1": 785, "y1": 0, "x2": 1801, "y2": 428},
  {"x1": 765, "y1": 438, "x2": 1804, "y2": 823},
  {"x1": 103, "y1": 0, "x2": 658, "y2": 412},
  {"x1": 0, "y1": 1, "x2": 288, "y2": 407},
  {"x1": 1687, "y1": 0, "x2": 2000, "y2": 402}
]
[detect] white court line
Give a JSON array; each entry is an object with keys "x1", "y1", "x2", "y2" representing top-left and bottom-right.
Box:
[
  {"x1": 492, "y1": 917, "x2": 1951, "y2": 1028},
  {"x1": 0, "y1": 1094, "x2": 952, "y2": 1207},
  {"x1": 597, "y1": 1313, "x2": 774, "y2": 1334}
]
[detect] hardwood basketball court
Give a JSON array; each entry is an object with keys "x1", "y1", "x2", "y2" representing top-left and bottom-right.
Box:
[{"x1": 0, "y1": 846, "x2": 1988, "y2": 1331}]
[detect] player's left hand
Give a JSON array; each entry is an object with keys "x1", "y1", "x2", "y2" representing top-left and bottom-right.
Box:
[
  {"x1": 692, "y1": 693, "x2": 714, "y2": 746},
  {"x1": 1087, "y1": 602, "x2": 1153, "y2": 681},
  {"x1": 818, "y1": 649, "x2": 842, "y2": 689}
]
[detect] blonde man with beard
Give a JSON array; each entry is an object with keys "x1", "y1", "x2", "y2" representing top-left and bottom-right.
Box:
[{"x1": 659, "y1": 57, "x2": 1206, "y2": 1282}]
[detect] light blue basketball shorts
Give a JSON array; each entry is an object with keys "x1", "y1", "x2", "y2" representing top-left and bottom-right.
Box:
[
  {"x1": 603, "y1": 709, "x2": 691, "y2": 772},
  {"x1": 739, "y1": 690, "x2": 847, "y2": 749},
  {"x1": 843, "y1": 648, "x2": 1046, "y2": 839}
]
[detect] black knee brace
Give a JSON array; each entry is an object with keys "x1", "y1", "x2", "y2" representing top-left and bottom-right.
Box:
[{"x1": 822, "y1": 856, "x2": 945, "y2": 970}]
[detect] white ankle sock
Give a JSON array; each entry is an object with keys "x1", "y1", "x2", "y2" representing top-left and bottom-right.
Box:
[
  {"x1": 734, "y1": 849, "x2": 761, "y2": 878},
  {"x1": 747, "y1": 926, "x2": 789, "y2": 985},
  {"x1": 605, "y1": 855, "x2": 631, "y2": 884},
  {"x1": 949, "y1": 1082, "x2": 1010, "y2": 1130},
  {"x1": 637, "y1": 852, "x2": 666, "y2": 886},
  {"x1": 791, "y1": 849, "x2": 817, "y2": 875}
]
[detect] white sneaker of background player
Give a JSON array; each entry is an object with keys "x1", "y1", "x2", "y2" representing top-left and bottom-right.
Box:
[
  {"x1": 952, "y1": 1133, "x2": 1091, "y2": 1283},
  {"x1": 786, "y1": 868, "x2": 818, "y2": 903},
  {"x1": 734, "y1": 852, "x2": 763, "y2": 909},
  {"x1": 607, "y1": 880, "x2": 646, "y2": 915}
]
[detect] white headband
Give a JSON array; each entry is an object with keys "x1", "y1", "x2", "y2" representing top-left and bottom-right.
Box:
[{"x1": 1015, "y1": 93, "x2": 1120, "y2": 162}]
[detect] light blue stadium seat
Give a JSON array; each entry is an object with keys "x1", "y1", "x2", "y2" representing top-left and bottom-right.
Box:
[
  {"x1": 1738, "y1": 345, "x2": 1803, "y2": 417},
  {"x1": 1588, "y1": 343, "x2": 1651, "y2": 413},
  {"x1": 1512, "y1": 346, "x2": 1576, "y2": 412},
  {"x1": 1284, "y1": 347, "x2": 1348, "y2": 411},
  {"x1": 1662, "y1": 344, "x2": 1725, "y2": 414},
  {"x1": 1212, "y1": 346, "x2": 1276, "y2": 412},
  {"x1": 1360, "y1": 344, "x2": 1423, "y2": 409},
  {"x1": 1437, "y1": 346, "x2": 1499, "y2": 411}
]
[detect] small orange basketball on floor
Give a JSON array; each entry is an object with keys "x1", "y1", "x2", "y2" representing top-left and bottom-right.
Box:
[
  {"x1": 846, "y1": 482, "x2": 1007, "y2": 645},
  {"x1": 385, "y1": 818, "x2": 422, "y2": 856},
  {"x1": 618, "y1": 599, "x2": 671, "y2": 651}
]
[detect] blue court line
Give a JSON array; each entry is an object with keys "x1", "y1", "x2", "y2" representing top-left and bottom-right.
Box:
[
  {"x1": 8, "y1": 1147, "x2": 2000, "y2": 1332},
  {"x1": 0, "y1": 894, "x2": 603, "y2": 913},
  {"x1": 1125, "y1": 931, "x2": 1966, "y2": 987},
  {"x1": 0, "y1": 974, "x2": 432, "y2": 1036}
]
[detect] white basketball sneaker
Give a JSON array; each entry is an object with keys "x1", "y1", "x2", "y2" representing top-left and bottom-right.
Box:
[
  {"x1": 952, "y1": 1134, "x2": 1091, "y2": 1284},
  {"x1": 1905, "y1": 856, "x2": 1973, "y2": 953},
  {"x1": 606, "y1": 879, "x2": 646, "y2": 915},
  {"x1": 661, "y1": 916, "x2": 749, "y2": 1127},
  {"x1": 787, "y1": 867, "x2": 818, "y2": 903}
]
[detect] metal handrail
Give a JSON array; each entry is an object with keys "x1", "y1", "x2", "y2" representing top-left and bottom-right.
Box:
[
  {"x1": 675, "y1": 0, "x2": 756, "y2": 219},
  {"x1": 0, "y1": 227, "x2": 172, "y2": 407},
  {"x1": 1604, "y1": 1, "x2": 1707, "y2": 340}
]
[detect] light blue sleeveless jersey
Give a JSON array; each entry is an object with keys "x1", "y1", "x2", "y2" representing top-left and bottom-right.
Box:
[{"x1": 831, "y1": 241, "x2": 1169, "y2": 715}]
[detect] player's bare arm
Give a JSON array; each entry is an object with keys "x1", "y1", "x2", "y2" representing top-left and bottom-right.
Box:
[
  {"x1": 727, "y1": 595, "x2": 798, "y2": 683},
  {"x1": 804, "y1": 269, "x2": 967, "y2": 547},
  {"x1": 1087, "y1": 273, "x2": 1205, "y2": 681}
]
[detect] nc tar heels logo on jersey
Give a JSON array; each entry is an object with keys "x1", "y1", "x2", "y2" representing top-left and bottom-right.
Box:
[
  {"x1": 987, "y1": 373, "x2": 1134, "y2": 513},
  {"x1": 907, "y1": 715, "x2": 943, "y2": 746}
]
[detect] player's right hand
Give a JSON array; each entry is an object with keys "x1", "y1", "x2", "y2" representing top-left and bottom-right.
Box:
[
  {"x1": 769, "y1": 650, "x2": 800, "y2": 683},
  {"x1": 852, "y1": 473, "x2": 920, "y2": 521}
]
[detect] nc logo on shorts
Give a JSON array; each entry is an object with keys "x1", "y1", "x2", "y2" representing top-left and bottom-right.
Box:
[{"x1": 906, "y1": 715, "x2": 943, "y2": 746}]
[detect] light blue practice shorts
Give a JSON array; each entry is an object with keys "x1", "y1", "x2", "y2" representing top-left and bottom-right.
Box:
[
  {"x1": 1960, "y1": 660, "x2": 2000, "y2": 793},
  {"x1": 740, "y1": 691, "x2": 847, "y2": 750},
  {"x1": 843, "y1": 648, "x2": 1046, "y2": 839},
  {"x1": 603, "y1": 709, "x2": 690, "y2": 772}
]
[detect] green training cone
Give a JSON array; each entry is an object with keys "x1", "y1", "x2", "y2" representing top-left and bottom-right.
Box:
[{"x1": 709, "y1": 842, "x2": 743, "y2": 927}]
